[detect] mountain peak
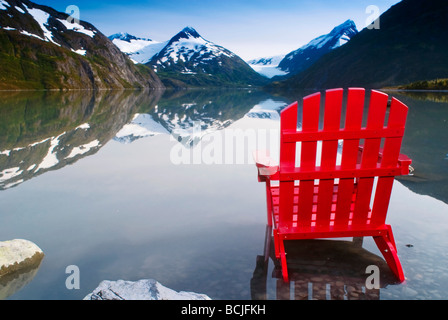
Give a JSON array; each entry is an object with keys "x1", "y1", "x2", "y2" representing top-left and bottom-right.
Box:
[
  {"x1": 109, "y1": 32, "x2": 152, "y2": 42},
  {"x1": 329, "y1": 19, "x2": 358, "y2": 39},
  {"x1": 172, "y1": 26, "x2": 201, "y2": 41},
  {"x1": 181, "y1": 26, "x2": 200, "y2": 36}
]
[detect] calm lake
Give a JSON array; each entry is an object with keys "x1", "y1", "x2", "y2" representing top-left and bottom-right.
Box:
[{"x1": 0, "y1": 88, "x2": 447, "y2": 300}]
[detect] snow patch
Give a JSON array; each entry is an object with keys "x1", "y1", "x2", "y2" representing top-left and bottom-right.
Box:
[
  {"x1": 20, "y1": 30, "x2": 45, "y2": 41},
  {"x1": 15, "y1": 6, "x2": 25, "y2": 14},
  {"x1": 0, "y1": 167, "x2": 23, "y2": 183},
  {"x1": 57, "y1": 18, "x2": 96, "y2": 38},
  {"x1": 3, "y1": 179, "x2": 24, "y2": 189},
  {"x1": 0, "y1": 0, "x2": 9, "y2": 10},
  {"x1": 23, "y1": 4, "x2": 60, "y2": 46},
  {"x1": 35, "y1": 132, "x2": 65, "y2": 171},
  {"x1": 66, "y1": 140, "x2": 100, "y2": 159},
  {"x1": 75, "y1": 123, "x2": 90, "y2": 130},
  {"x1": 72, "y1": 48, "x2": 87, "y2": 56}
]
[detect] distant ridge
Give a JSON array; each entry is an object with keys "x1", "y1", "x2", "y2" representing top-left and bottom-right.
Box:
[{"x1": 271, "y1": 0, "x2": 448, "y2": 89}]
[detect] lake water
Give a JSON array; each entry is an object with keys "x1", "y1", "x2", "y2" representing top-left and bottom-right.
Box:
[{"x1": 0, "y1": 88, "x2": 447, "y2": 300}]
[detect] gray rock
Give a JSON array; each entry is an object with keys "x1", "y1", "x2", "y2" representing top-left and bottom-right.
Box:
[
  {"x1": 84, "y1": 279, "x2": 211, "y2": 300},
  {"x1": 0, "y1": 239, "x2": 44, "y2": 276},
  {"x1": 0, "y1": 239, "x2": 44, "y2": 299}
]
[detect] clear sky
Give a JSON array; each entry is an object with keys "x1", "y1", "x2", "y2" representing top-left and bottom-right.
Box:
[{"x1": 36, "y1": 0, "x2": 401, "y2": 60}]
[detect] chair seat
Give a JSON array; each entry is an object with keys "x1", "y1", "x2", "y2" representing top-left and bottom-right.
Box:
[{"x1": 277, "y1": 223, "x2": 390, "y2": 239}]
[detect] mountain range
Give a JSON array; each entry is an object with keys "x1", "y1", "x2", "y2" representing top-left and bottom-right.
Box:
[
  {"x1": 112, "y1": 26, "x2": 269, "y2": 88},
  {"x1": 0, "y1": 0, "x2": 446, "y2": 90}
]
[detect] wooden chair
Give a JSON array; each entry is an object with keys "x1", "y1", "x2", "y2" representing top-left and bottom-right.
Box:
[{"x1": 254, "y1": 88, "x2": 412, "y2": 282}]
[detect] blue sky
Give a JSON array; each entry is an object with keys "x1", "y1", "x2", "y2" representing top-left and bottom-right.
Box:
[{"x1": 36, "y1": 0, "x2": 401, "y2": 60}]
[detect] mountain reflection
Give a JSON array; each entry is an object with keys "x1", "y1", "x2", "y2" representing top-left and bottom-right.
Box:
[
  {"x1": 114, "y1": 88, "x2": 285, "y2": 146},
  {"x1": 0, "y1": 88, "x2": 288, "y2": 190},
  {"x1": 0, "y1": 89, "x2": 162, "y2": 190},
  {"x1": 1, "y1": 88, "x2": 446, "y2": 209}
]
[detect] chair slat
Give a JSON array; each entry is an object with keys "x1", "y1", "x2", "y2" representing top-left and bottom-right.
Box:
[
  {"x1": 352, "y1": 90, "x2": 389, "y2": 227},
  {"x1": 335, "y1": 88, "x2": 365, "y2": 228},
  {"x1": 280, "y1": 102, "x2": 298, "y2": 169},
  {"x1": 297, "y1": 93, "x2": 320, "y2": 228},
  {"x1": 316, "y1": 89, "x2": 343, "y2": 227},
  {"x1": 279, "y1": 102, "x2": 298, "y2": 228},
  {"x1": 371, "y1": 98, "x2": 408, "y2": 226}
]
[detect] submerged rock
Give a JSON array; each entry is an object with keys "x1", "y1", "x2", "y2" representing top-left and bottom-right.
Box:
[
  {"x1": 0, "y1": 239, "x2": 44, "y2": 299},
  {"x1": 84, "y1": 279, "x2": 212, "y2": 300}
]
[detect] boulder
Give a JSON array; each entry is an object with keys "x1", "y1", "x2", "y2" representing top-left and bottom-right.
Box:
[
  {"x1": 84, "y1": 279, "x2": 211, "y2": 300},
  {"x1": 0, "y1": 239, "x2": 44, "y2": 276},
  {"x1": 0, "y1": 239, "x2": 44, "y2": 299}
]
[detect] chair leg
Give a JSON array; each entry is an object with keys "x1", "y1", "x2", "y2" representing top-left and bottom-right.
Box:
[
  {"x1": 279, "y1": 238, "x2": 289, "y2": 282},
  {"x1": 273, "y1": 229, "x2": 281, "y2": 259},
  {"x1": 373, "y1": 225, "x2": 405, "y2": 282},
  {"x1": 265, "y1": 182, "x2": 273, "y2": 227}
]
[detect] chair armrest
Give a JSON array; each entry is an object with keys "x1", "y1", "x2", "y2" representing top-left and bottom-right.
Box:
[
  {"x1": 253, "y1": 150, "x2": 279, "y2": 181},
  {"x1": 398, "y1": 153, "x2": 412, "y2": 175},
  {"x1": 358, "y1": 145, "x2": 413, "y2": 175}
]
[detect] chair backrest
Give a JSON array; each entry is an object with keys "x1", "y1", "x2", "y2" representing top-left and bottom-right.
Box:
[{"x1": 278, "y1": 88, "x2": 409, "y2": 231}]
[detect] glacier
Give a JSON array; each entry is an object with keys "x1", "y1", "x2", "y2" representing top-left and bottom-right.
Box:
[
  {"x1": 109, "y1": 32, "x2": 168, "y2": 64},
  {"x1": 247, "y1": 55, "x2": 288, "y2": 78}
]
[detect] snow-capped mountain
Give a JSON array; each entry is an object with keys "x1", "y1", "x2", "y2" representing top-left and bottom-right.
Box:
[
  {"x1": 149, "y1": 26, "x2": 235, "y2": 72},
  {"x1": 0, "y1": 0, "x2": 162, "y2": 89},
  {"x1": 247, "y1": 55, "x2": 288, "y2": 78},
  {"x1": 277, "y1": 20, "x2": 358, "y2": 76},
  {"x1": 146, "y1": 26, "x2": 268, "y2": 87},
  {"x1": 110, "y1": 26, "x2": 268, "y2": 87},
  {"x1": 109, "y1": 32, "x2": 168, "y2": 64}
]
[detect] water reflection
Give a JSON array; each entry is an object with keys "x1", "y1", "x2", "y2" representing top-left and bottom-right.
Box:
[
  {"x1": 0, "y1": 88, "x2": 287, "y2": 189},
  {"x1": 390, "y1": 92, "x2": 448, "y2": 205},
  {"x1": 115, "y1": 88, "x2": 282, "y2": 147},
  {"x1": 251, "y1": 226, "x2": 398, "y2": 300},
  {"x1": 0, "y1": 89, "x2": 162, "y2": 190},
  {"x1": 0, "y1": 89, "x2": 447, "y2": 300},
  {"x1": 0, "y1": 251, "x2": 44, "y2": 300}
]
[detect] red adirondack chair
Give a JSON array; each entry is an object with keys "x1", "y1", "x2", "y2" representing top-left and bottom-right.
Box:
[{"x1": 254, "y1": 88, "x2": 412, "y2": 283}]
